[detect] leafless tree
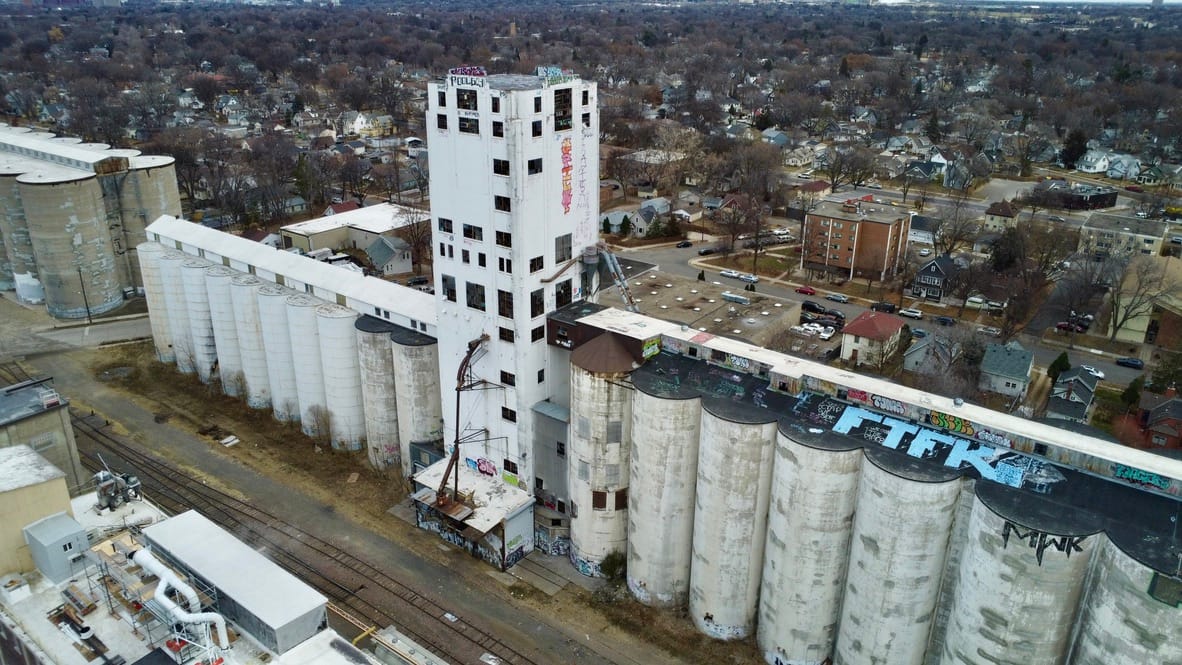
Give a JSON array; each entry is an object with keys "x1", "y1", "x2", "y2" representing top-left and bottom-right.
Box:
[
  {"x1": 1108, "y1": 256, "x2": 1181, "y2": 341},
  {"x1": 398, "y1": 206, "x2": 432, "y2": 275},
  {"x1": 930, "y1": 193, "x2": 980, "y2": 256}
]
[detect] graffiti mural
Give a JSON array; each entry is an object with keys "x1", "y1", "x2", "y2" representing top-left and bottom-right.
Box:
[
  {"x1": 1001, "y1": 521, "x2": 1088, "y2": 566},
  {"x1": 560, "y1": 137, "x2": 573, "y2": 214},
  {"x1": 1113, "y1": 463, "x2": 1171, "y2": 491}
]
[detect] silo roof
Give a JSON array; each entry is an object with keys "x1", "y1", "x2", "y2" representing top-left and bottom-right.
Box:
[{"x1": 571, "y1": 332, "x2": 638, "y2": 374}]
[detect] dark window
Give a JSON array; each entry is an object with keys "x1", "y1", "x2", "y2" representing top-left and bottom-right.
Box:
[
  {"x1": 502, "y1": 407, "x2": 517, "y2": 422},
  {"x1": 615, "y1": 488, "x2": 628, "y2": 510},
  {"x1": 498, "y1": 290, "x2": 513, "y2": 318},
  {"x1": 461, "y1": 249, "x2": 470, "y2": 264},
  {"x1": 531, "y1": 326, "x2": 545, "y2": 342},
  {"x1": 531, "y1": 288, "x2": 544, "y2": 318},
  {"x1": 556, "y1": 279, "x2": 573, "y2": 308},
  {"x1": 536, "y1": 477, "x2": 545, "y2": 491},
  {"x1": 528, "y1": 158, "x2": 543, "y2": 175},
  {"x1": 556, "y1": 440, "x2": 564, "y2": 456},
  {"x1": 538, "y1": 369, "x2": 545, "y2": 383},
  {"x1": 504, "y1": 459, "x2": 519, "y2": 474},
  {"x1": 438, "y1": 217, "x2": 453, "y2": 233},
  {"x1": 491, "y1": 96, "x2": 501, "y2": 113},
  {"x1": 496, "y1": 231, "x2": 512, "y2": 247},
  {"x1": 534, "y1": 96, "x2": 542, "y2": 113},
  {"x1": 592, "y1": 491, "x2": 607, "y2": 510},
  {"x1": 437, "y1": 91, "x2": 446, "y2": 107},
  {"x1": 462, "y1": 224, "x2": 483, "y2": 241},
  {"x1": 493, "y1": 159, "x2": 510, "y2": 176},
  {"x1": 529, "y1": 256, "x2": 543, "y2": 273},
  {"x1": 498, "y1": 256, "x2": 512, "y2": 273},
  {"x1": 465, "y1": 282, "x2": 486, "y2": 310},
  {"x1": 582, "y1": 89, "x2": 589, "y2": 105},
  {"x1": 458, "y1": 117, "x2": 479, "y2": 134},
  {"x1": 492, "y1": 121, "x2": 504, "y2": 137},
  {"x1": 499, "y1": 326, "x2": 514, "y2": 342},
  {"x1": 500, "y1": 371, "x2": 515, "y2": 386},
  {"x1": 582, "y1": 112, "x2": 591, "y2": 128},
  {"x1": 554, "y1": 88, "x2": 572, "y2": 131},
  {"x1": 438, "y1": 242, "x2": 446, "y2": 256},
  {"x1": 561, "y1": 500, "x2": 570, "y2": 515},
  {"x1": 555, "y1": 233, "x2": 572, "y2": 262},
  {"x1": 447, "y1": 245, "x2": 454, "y2": 258},
  {"x1": 531, "y1": 120, "x2": 542, "y2": 137},
  {"x1": 478, "y1": 253, "x2": 486, "y2": 268},
  {"x1": 457, "y1": 88, "x2": 477, "y2": 110},
  {"x1": 436, "y1": 114, "x2": 447, "y2": 130},
  {"x1": 495, "y1": 196, "x2": 511, "y2": 212},
  {"x1": 441, "y1": 275, "x2": 456, "y2": 302}
]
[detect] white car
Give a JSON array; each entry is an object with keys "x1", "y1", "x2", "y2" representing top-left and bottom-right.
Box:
[
  {"x1": 866, "y1": 181, "x2": 883, "y2": 189},
  {"x1": 918, "y1": 248, "x2": 933, "y2": 257},
  {"x1": 739, "y1": 273, "x2": 760, "y2": 283},
  {"x1": 899, "y1": 308, "x2": 924, "y2": 319},
  {"x1": 819, "y1": 326, "x2": 836, "y2": 340},
  {"x1": 976, "y1": 326, "x2": 1002, "y2": 337},
  {"x1": 802, "y1": 322, "x2": 825, "y2": 333},
  {"x1": 1080, "y1": 365, "x2": 1105, "y2": 380},
  {"x1": 720, "y1": 269, "x2": 742, "y2": 278}
]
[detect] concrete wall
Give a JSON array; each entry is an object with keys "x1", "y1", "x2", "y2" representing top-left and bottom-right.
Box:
[
  {"x1": 0, "y1": 408, "x2": 85, "y2": 494},
  {"x1": 0, "y1": 477, "x2": 71, "y2": 577}
]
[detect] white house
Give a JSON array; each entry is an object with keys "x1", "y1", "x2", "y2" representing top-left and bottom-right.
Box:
[
  {"x1": 840, "y1": 311, "x2": 906, "y2": 368},
  {"x1": 978, "y1": 341, "x2": 1034, "y2": 399},
  {"x1": 1076, "y1": 150, "x2": 1110, "y2": 174}
]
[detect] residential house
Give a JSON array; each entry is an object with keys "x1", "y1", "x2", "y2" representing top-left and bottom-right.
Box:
[
  {"x1": 370, "y1": 114, "x2": 395, "y2": 136},
  {"x1": 840, "y1": 311, "x2": 906, "y2": 368},
  {"x1": 1075, "y1": 150, "x2": 1110, "y2": 174},
  {"x1": 324, "y1": 201, "x2": 362, "y2": 216},
  {"x1": 761, "y1": 128, "x2": 791, "y2": 148},
  {"x1": 943, "y1": 161, "x2": 973, "y2": 191},
  {"x1": 1105, "y1": 155, "x2": 1141, "y2": 181},
  {"x1": 979, "y1": 341, "x2": 1034, "y2": 399},
  {"x1": 364, "y1": 236, "x2": 413, "y2": 276},
  {"x1": 338, "y1": 111, "x2": 371, "y2": 136},
  {"x1": 904, "y1": 161, "x2": 940, "y2": 182},
  {"x1": 874, "y1": 152, "x2": 909, "y2": 180},
  {"x1": 1136, "y1": 165, "x2": 1167, "y2": 187},
  {"x1": 640, "y1": 197, "x2": 672, "y2": 216},
  {"x1": 1137, "y1": 388, "x2": 1182, "y2": 449},
  {"x1": 783, "y1": 147, "x2": 814, "y2": 168},
  {"x1": 1078, "y1": 213, "x2": 1167, "y2": 260},
  {"x1": 802, "y1": 200, "x2": 910, "y2": 282},
  {"x1": 982, "y1": 200, "x2": 1020, "y2": 234},
  {"x1": 908, "y1": 214, "x2": 939, "y2": 247},
  {"x1": 885, "y1": 136, "x2": 913, "y2": 153},
  {"x1": 1046, "y1": 368, "x2": 1098, "y2": 424},
  {"x1": 912, "y1": 255, "x2": 959, "y2": 301},
  {"x1": 903, "y1": 335, "x2": 960, "y2": 375}
]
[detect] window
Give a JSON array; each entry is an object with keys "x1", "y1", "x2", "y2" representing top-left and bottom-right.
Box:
[
  {"x1": 498, "y1": 290, "x2": 514, "y2": 318},
  {"x1": 492, "y1": 121, "x2": 504, "y2": 137},
  {"x1": 556, "y1": 279, "x2": 573, "y2": 308},
  {"x1": 529, "y1": 256, "x2": 544, "y2": 273},
  {"x1": 465, "y1": 282, "x2": 486, "y2": 310},
  {"x1": 462, "y1": 224, "x2": 483, "y2": 241},
  {"x1": 559, "y1": 500, "x2": 568, "y2": 515},
  {"x1": 582, "y1": 89, "x2": 589, "y2": 105},
  {"x1": 504, "y1": 459, "x2": 519, "y2": 474},
  {"x1": 495, "y1": 196, "x2": 511, "y2": 212},
  {"x1": 442, "y1": 275, "x2": 456, "y2": 302},
  {"x1": 592, "y1": 491, "x2": 607, "y2": 510},
  {"x1": 556, "y1": 440, "x2": 565, "y2": 457},
  {"x1": 63, "y1": 542, "x2": 74, "y2": 552},
  {"x1": 457, "y1": 88, "x2": 477, "y2": 110},
  {"x1": 501, "y1": 371, "x2": 515, "y2": 386},
  {"x1": 491, "y1": 96, "x2": 501, "y2": 113},
  {"x1": 438, "y1": 242, "x2": 446, "y2": 256},
  {"x1": 458, "y1": 117, "x2": 479, "y2": 134},
  {"x1": 502, "y1": 407, "x2": 517, "y2": 422},
  {"x1": 493, "y1": 159, "x2": 510, "y2": 176},
  {"x1": 496, "y1": 231, "x2": 512, "y2": 247},
  {"x1": 498, "y1": 256, "x2": 513, "y2": 273},
  {"x1": 538, "y1": 369, "x2": 545, "y2": 383},
  {"x1": 554, "y1": 88, "x2": 572, "y2": 131},
  {"x1": 436, "y1": 114, "x2": 447, "y2": 130},
  {"x1": 534, "y1": 96, "x2": 542, "y2": 113},
  {"x1": 615, "y1": 488, "x2": 628, "y2": 510},
  {"x1": 531, "y1": 288, "x2": 544, "y2": 318},
  {"x1": 536, "y1": 477, "x2": 545, "y2": 491},
  {"x1": 532, "y1": 120, "x2": 542, "y2": 137},
  {"x1": 582, "y1": 113, "x2": 591, "y2": 128},
  {"x1": 438, "y1": 217, "x2": 453, "y2": 233},
  {"x1": 447, "y1": 245, "x2": 454, "y2": 258},
  {"x1": 528, "y1": 158, "x2": 543, "y2": 175},
  {"x1": 555, "y1": 233, "x2": 572, "y2": 262},
  {"x1": 461, "y1": 249, "x2": 470, "y2": 264},
  {"x1": 499, "y1": 326, "x2": 514, "y2": 342},
  {"x1": 531, "y1": 326, "x2": 545, "y2": 342},
  {"x1": 478, "y1": 253, "x2": 486, "y2": 268},
  {"x1": 437, "y1": 91, "x2": 446, "y2": 107}
]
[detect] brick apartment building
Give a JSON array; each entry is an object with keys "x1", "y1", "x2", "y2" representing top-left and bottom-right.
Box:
[{"x1": 800, "y1": 199, "x2": 911, "y2": 282}]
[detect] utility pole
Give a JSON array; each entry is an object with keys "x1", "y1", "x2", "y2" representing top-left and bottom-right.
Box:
[{"x1": 77, "y1": 267, "x2": 93, "y2": 324}]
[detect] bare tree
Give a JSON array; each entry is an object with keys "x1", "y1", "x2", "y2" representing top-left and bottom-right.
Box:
[
  {"x1": 398, "y1": 206, "x2": 432, "y2": 275},
  {"x1": 1108, "y1": 256, "x2": 1181, "y2": 341},
  {"x1": 930, "y1": 193, "x2": 980, "y2": 256}
]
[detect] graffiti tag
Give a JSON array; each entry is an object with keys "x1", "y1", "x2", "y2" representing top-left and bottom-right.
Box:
[
  {"x1": 1113, "y1": 463, "x2": 1171, "y2": 491},
  {"x1": 929, "y1": 410, "x2": 975, "y2": 437},
  {"x1": 1001, "y1": 521, "x2": 1087, "y2": 566},
  {"x1": 449, "y1": 66, "x2": 487, "y2": 77},
  {"x1": 976, "y1": 429, "x2": 1012, "y2": 449},
  {"x1": 476, "y1": 458, "x2": 496, "y2": 476},
  {"x1": 871, "y1": 394, "x2": 905, "y2": 416},
  {"x1": 561, "y1": 138, "x2": 573, "y2": 213}
]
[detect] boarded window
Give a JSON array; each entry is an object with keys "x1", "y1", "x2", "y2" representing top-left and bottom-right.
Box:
[
  {"x1": 592, "y1": 491, "x2": 607, "y2": 510},
  {"x1": 606, "y1": 420, "x2": 622, "y2": 443},
  {"x1": 615, "y1": 488, "x2": 628, "y2": 510}
]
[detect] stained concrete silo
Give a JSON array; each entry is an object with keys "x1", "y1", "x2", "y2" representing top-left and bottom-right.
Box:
[
  {"x1": 390, "y1": 326, "x2": 442, "y2": 478},
  {"x1": 355, "y1": 316, "x2": 401, "y2": 470},
  {"x1": 567, "y1": 333, "x2": 635, "y2": 577},
  {"x1": 136, "y1": 242, "x2": 173, "y2": 362},
  {"x1": 117, "y1": 155, "x2": 181, "y2": 284},
  {"x1": 316, "y1": 303, "x2": 364, "y2": 451},
  {"x1": 157, "y1": 251, "x2": 193, "y2": 373},
  {"x1": 257, "y1": 284, "x2": 300, "y2": 421},
  {"x1": 180, "y1": 258, "x2": 217, "y2": 383},
  {"x1": 229, "y1": 274, "x2": 271, "y2": 409},
  {"x1": 204, "y1": 265, "x2": 243, "y2": 396},
  {"x1": 286, "y1": 293, "x2": 327, "y2": 436},
  {"x1": 0, "y1": 157, "x2": 37, "y2": 301}
]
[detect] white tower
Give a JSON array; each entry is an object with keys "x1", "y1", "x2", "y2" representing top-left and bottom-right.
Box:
[{"x1": 428, "y1": 67, "x2": 599, "y2": 494}]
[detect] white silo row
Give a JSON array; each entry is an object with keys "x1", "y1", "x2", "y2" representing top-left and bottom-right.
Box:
[
  {"x1": 286, "y1": 293, "x2": 327, "y2": 437},
  {"x1": 229, "y1": 274, "x2": 271, "y2": 409},
  {"x1": 689, "y1": 409, "x2": 776, "y2": 640},
  {"x1": 758, "y1": 430, "x2": 862, "y2": 665},
  {"x1": 626, "y1": 387, "x2": 701, "y2": 607},
  {"x1": 834, "y1": 453, "x2": 962, "y2": 665},
  {"x1": 181, "y1": 258, "x2": 217, "y2": 383},
  {"x1": 204, "y1": 265, "x2": 243, "y2": 396},
  {"x1": 356, "y1": 318, "x2": 400, "y2": 470},
  {"x1": 316, "y1": 303, "x2": 364, "y2": 451},
  {"x1": 1071, "y1": 537, "x2": 1182, "y2": 664},
  {"x1": 940, "y1": 494, "x2": 1097, "y2": 665},
  {"x1": 391, "y1": 337, "x2": 443, "y2": 478},
  {"x1": 256, "y1": 284, "x2": 299, "y2": 421},
  {"x1": 136, "y1": 242, "x2": 173, "y2": 362},
  {"x1": 158, "y1": 251, "x2": 193, "y2": 374}
]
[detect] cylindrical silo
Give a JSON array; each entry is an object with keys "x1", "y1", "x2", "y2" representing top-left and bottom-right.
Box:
[
  {"x1": 286, "y1": 293, "x2": 326, "y2": 436},
  {"x1": 181, "y1": 258, "x2": 216, "y2": 383},
  {"x1": 1072, "y1": 537, "x2": 1182, "y2": 665},
  {"x1": 567, "y1": 334, "x2": 635, "y2": 578},
  {"x1": 257, "y1": 285, "x2": 299, "y2": 421},
  {"x1": 120, "y1": 156, "x2": 181, "y2": 281},
  {"x1": 759, "y1": 428, "x2": 862, "y2": 663},
  {"x1": 316, "y1": 303, "x2": 364, "y2": 451},
  {"x1": 230, "y1": 274, "x2": 271, "y2": 409},
  {"x1": 158, "y1": 251, "x2": 193, "y2": 373},
  {"x1": 941, "y1": 487, "x2": 1098, "y2": 665},
  {"x1": 626, "y1": 381, "x2": 701, "y2": 607},
  {"x1": 204, "y1": 265, "x2": 243, "y2": 396},
  {"x1": 690, "y1": 406, "x2": 776, "y2": 640},
  {"x1": 835, "y1": 449, "x2": 962, "y2": 665},
  {"x1": 391, "y1": 329, "x2": 442, "y2": 478},
  {"x1": 0, "y1": 163, "x2": 39, "y2": 302},
  {"x1": 20, "y1": 175, "x2": 122, "y2": 318},
  {"x1": 136, "y1": 242, "x2": 173, "y2": 362},
  {"x1": 0, "y1": 220, "x2": 11, "y2": 291},
  {"x1": 356, "y1": 316, "x2": 400, "y2": 470}
]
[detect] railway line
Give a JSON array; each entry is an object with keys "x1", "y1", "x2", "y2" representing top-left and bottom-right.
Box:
[{"x1": 0, "y1": 362, "x2": 544, "y2": 665}]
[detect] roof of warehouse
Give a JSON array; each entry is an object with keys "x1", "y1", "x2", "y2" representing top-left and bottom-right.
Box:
[
  {"x1": 143, "y1": 510, "x2": 327, "y2": 628},
  {"x1": 413, "y1": 460, "x2": 534, "y2": 535},
  {"x1": 0, "y1": 445, "x2": 64, "y2": 492},
  {"x1": 281, "y1": 202, "x2": 426, "y2": 236}
]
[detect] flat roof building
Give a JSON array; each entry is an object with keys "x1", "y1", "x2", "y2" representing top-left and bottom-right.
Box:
[{"x1": 801, "y1": 199, "x2": 910, "y2": 282}]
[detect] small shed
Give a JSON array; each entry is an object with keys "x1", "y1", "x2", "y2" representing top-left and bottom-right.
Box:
[
  {"x1": 22, "y1": 512, "x2": 87, "y2": 583},
  {"x1": 364, "y1": 236, "x2": 412, "y2": 276}
]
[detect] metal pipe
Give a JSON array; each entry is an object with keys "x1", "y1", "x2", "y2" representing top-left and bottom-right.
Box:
[{"x1": 132, "y1": 550, "x2": 229, "y2": 651}]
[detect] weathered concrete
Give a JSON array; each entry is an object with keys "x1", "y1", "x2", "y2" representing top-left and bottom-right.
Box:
[
  {"x1": 256, "y1": 285, "x2": 299, "y2": 422},
  {"x1": 137, "y1": 242, "x2": 173, "y2": 362},
  {"x1": 286, "y1": 293, "x2": 327, "y2": 436},
  {"x1": 391, "y1": 339, "x2": 442, "y2": 478},
  {"x1": 356, "y1": 323, "x2": 399, "y2": 470},
  {"x1": 316, "y1": 304, "x2": 363, "y2": 451},
  {"x1": 158, "y1": 251, "x2": 192, "y2": 373},
  {"x1": 204, "y1": 265, "x2": 242, "y2": 396},
  {"x1": 180, "y1": 257, "x2": 216, "y2": 383},
  {"x1": 229, "y1": 274, "x2": 271, "y2": 409}
]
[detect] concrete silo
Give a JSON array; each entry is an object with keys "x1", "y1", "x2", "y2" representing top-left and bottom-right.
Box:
[
  {"x1": 180, "y1": 258, "x2": 217, "y2": 383},
  {"x1": 286, "y1": 293, "x2": 327, "y2": 436},
  {"x1": 0, "y1": 158, "x2": 38, "y2": 301},
  {"x1": 690, "y1": 406, "x2": 776, "y2": 640},
  {"x1": 626, "y1": 373, "x2": 701, "y2": 607},
  {"x1": 229, "y1": 274, "x2": 271, "y2": 409},
  {"x1": 119, "y1": 155, "x2": 181, "y2": 260},
  {"x1": 316, "y1": 303, "x2": 364, "y2": 451},
  {"x1": 390, "y1": 327, "x2": 442, "y2": 478},
  {"x1": 256, "y1": 284, "x2": 300, "y2": 422},
  {"x1": 355, "y1": 316, "x2": 401, "y2": 470},
  {"x1": 136, "y1": 242, "x2": 173, "y2": 362},
  {"x1": 158, "y1": 251, "x2": 193, "y2": 373},
  {"x1": 759, "y1": 427, "x2": 861, "y2": 663},
  {"x1": 567, "y1": 333, "x2": 635, "y2": 577},
  {"x1": 835, "y1": 449, "x2": 962, "y2": 665},
  {"x1": 204, "y1": 265, "x2": 243, "y2": 396}
]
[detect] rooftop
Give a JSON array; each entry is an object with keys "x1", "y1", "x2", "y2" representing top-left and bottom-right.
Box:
[
  {"x1": 413, "y1": 459, "x2": 534, "y2": 535},
  {"x1": 281, "y1": 202, "x2": 425, "y2": 236},
  {"x1": 0, "y1": 444, "x2": 64, "y2": 493},
  {"x1": 809, "y1": 199, "x2": 908, "y2": 225},
  {"x1": 0, "y1": 377, "x2": 66, "y2": 427},
  {"x1": 1084, "y1": 212, "x2": 1168, "y2": 237},
  {"x1": 841, "y1": 310, "x2": 905, "y2": 340},
  {"x1": 981, "y1": 341, "x2": 1034, "y2": 380}
]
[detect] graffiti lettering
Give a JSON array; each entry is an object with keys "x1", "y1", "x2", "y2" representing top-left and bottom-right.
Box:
[
  {"x1": 729, "y1": 355, "x2": 751, "y2": 370},
  {"x1": 476, "y1": 457, "x2": 496, "y2": 476},
  {"x1": 871, "y1": 394, "x2": 906, "y2": 416},
  {"x1": 449, "y1": 66, "x2": 487, "y2": 77},
  {"x1": 846, "y1": 388, "x2": 869, "y2": 403},
  {"x1": 1001, "y1": 521, "x2": 1087, "y2": 566},
  {"x1": 1113, "y1": 464, "x2": 1171, "y2": 491},
  {"x1": 929, "y1": 410, "x2": 975, "y2": 437},
  {"x1": 976, "y1": 429, "x2": 1012, "y2": 449},
  {"x1": 561, "y1": 138, "x2": 573, "y2": 213},
  {"x1": 448, "y1": 75, "x2": 485, "y2": 88}
]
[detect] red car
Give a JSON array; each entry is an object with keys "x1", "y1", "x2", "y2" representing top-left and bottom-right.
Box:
[
  {"x1": 1125, "y1": 184, "x2": 1144, "y2": 193},
  {"x1": 795, "y1": 285, "x2": 817, "y2": 295}
]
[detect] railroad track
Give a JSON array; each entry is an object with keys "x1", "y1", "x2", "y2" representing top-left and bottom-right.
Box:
[{"x1": 1, "y1": 362, "x2": 543, "y2": 665}]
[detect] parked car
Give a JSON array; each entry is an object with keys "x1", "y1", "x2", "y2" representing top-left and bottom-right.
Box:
[
  {"x1": 911, "y1": 327, "x2": 929, "y2": 339},
  {"x1": 825, "y1": 308, "x2": 846, "y2": 321},
  {"x1": 899, "y1": 308, "x2": 924, "y2": 319},
  {"x1": 1126, "y1": 184, "x2": 1144, "y2": 193},
  {"x1": 801, "y1": 300, "x2": 827, "y2": 314},
  {"x1": 819, "y1": 326, "x2": 836, "y2": 340},
  {"x1": 1056, "y1": 321, "x2": 1086, "y2": 333},
  {"x1": 720, "y1": 269, "x2": 742, "y2": 278},
  {"x1": 676, "y1": 240, "x2": 693, "y2": 248},
  {"x1": 976, "y1": 326, "x2": 1002, "y2": 337},
  {"x1": 740, "y1": 273, "x2": 760, "y2": 283},
  {"x1": 1048, "y1": 215, "x2": 1066, "y2": 223},
  {"x1": 918, "y1": 248, "x2": 932, "y2": 257},
  {"x1": 698, "y1": 248, "x2": 716, "y2": 256},
  {"x1": 871, "y1": 301, "x2": 897, "y2": 313},
  {"x1": 1115, "y1": 357, "x2": 1145, "y2": 369},
  {"x1": 934, "y1": 315, "x2": 956, "y2": 326},
  {"x1": 825, "y1": 293, "x2": 849, "y2": 303},
  {"x1": 1080, "y1": 365, "x2": 1106, "y2": 380},
  {"x1": 405, "y1": 275, "x2": 430, "y2": 287},
  {"x1": 866, "y1": 181, "x2": 883, "y2": 189},
  {"x1": 795, "y1": 285, "x2": 817, "y2": 295}
]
